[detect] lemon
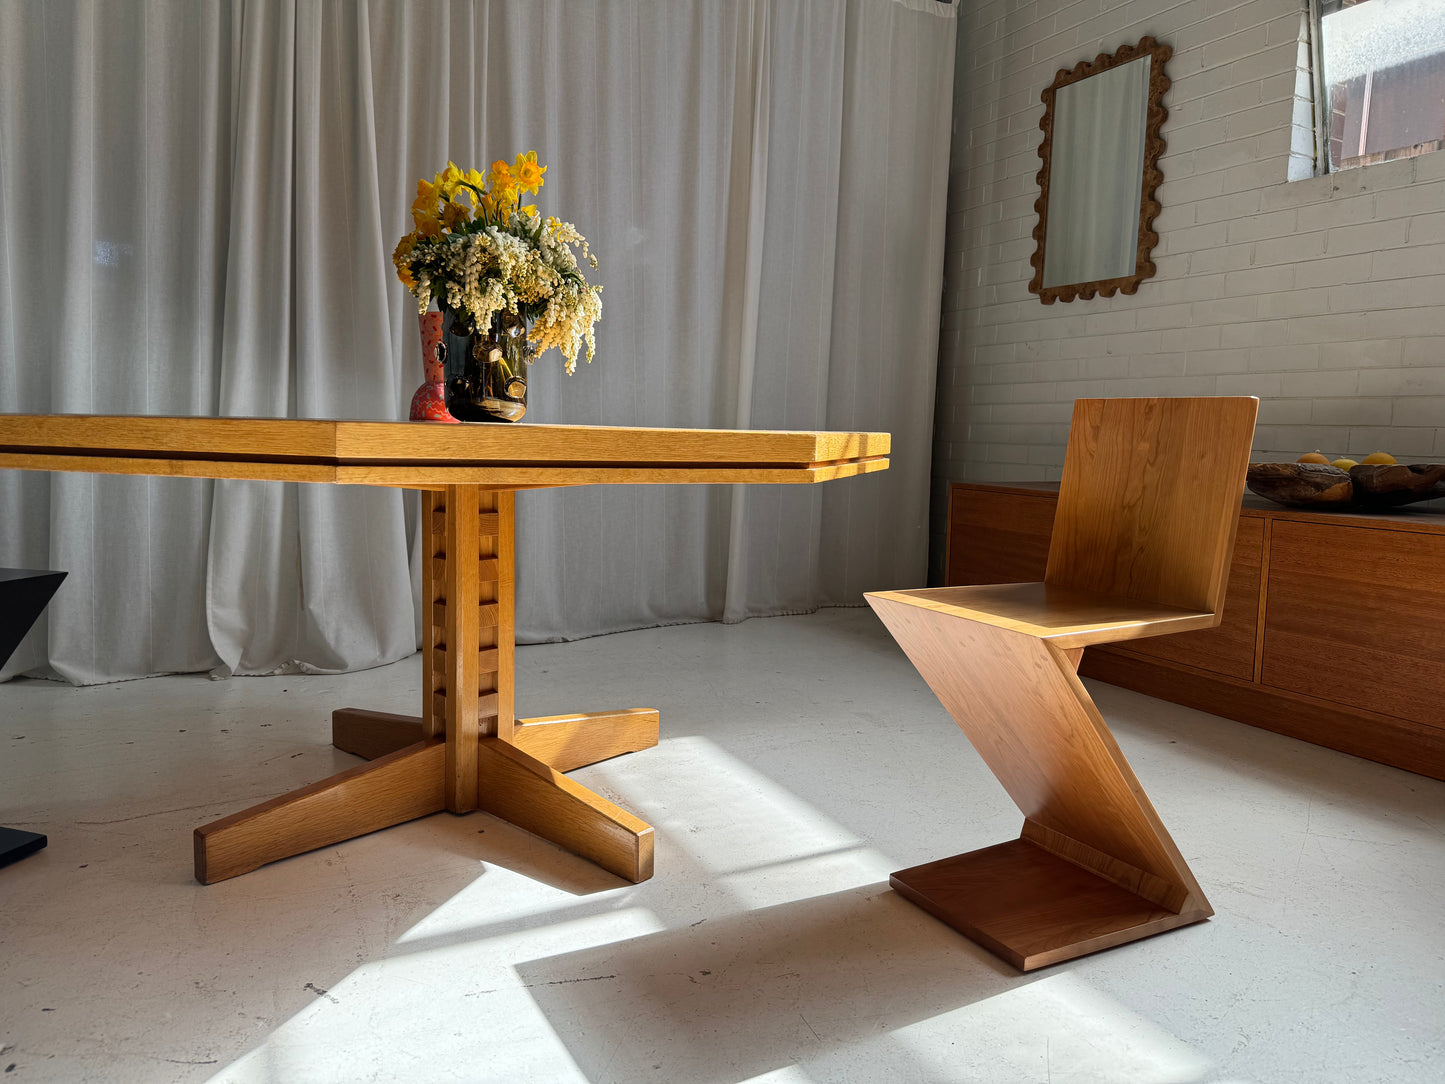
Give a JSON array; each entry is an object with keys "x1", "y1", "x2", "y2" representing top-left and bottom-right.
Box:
[
  {"x1": 1332, "y1": 458, "x2": 1359, "y2": 470},
  {"x1": 1296, "y1": 451, "x2": 1331, "y2": 464},
  {"x1": 1361, "y1": 451, "x2": 1396, "y2": 465}
]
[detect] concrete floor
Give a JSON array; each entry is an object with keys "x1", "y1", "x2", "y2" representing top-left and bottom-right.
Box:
[{"x1": 1, "y1": 607, "x2": 1442, "y2": 1083}]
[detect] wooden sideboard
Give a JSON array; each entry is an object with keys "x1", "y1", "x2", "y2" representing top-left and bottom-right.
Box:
[{"x1": 945, "y1": 482, "x2": 1445, "y2": 780}]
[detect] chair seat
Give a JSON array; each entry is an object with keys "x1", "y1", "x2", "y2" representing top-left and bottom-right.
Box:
[{"x1": 867, "y1": 582, "x2": 1217, "y2": 650}]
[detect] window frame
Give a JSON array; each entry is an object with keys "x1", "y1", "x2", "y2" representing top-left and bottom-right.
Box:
[
  {"x1": 1307, "y1": 0, "x2": 1331, "y2": 176},
  {"x1": 1307, "y1": 0, "x2": 1445, "y2": 175}
]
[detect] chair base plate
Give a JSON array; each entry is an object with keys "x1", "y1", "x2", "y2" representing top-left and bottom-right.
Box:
[{"x1": 891, "y1": 838, "x2": 1209, "y2": 971}]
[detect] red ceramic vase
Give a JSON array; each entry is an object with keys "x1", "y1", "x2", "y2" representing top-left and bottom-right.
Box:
[{"x1": 409, "y1": 310, "x2": 458, "y2": 423}]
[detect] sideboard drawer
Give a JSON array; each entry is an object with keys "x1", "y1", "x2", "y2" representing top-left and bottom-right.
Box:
[
  {"x1": 946, "y1": 487, "x2": 1054, "y2": 585},
  {"x1": 1112, "y1": 517, "x2": 1263, "y2": 681},
  {"x1": 1260, "y1": 520, "x2": 1445, "y2": 729}
]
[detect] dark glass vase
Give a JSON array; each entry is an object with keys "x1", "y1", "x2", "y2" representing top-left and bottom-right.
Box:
[{"x1": 440, "y1": 306, "x2": 530, "y2": 423}]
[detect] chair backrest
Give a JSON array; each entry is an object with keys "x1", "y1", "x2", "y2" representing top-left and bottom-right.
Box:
[{"x1": 1045, "y1": 397, "x2": 1258, "y2": 614}]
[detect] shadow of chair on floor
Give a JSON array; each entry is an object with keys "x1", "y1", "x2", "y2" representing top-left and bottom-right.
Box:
[{"x1": 517, "y1": 881, "x2": 1217, "y2": 1084}]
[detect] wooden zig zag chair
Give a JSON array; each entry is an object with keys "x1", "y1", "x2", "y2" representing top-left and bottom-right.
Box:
[{"x1": 867, "y1": 396, "x2": 1258, "y2": 970}]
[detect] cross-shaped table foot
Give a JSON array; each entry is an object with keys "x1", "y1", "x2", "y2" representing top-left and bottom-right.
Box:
[
  {"x1": 192, "y1": 485, "x2": 659, "y2": 885},
  {"x1": 194, "y1": 707, "x2": 659, "y2": 884}
]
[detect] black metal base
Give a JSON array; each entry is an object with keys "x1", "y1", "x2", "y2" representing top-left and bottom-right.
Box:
[
  {"x1": 0, "y1": 567, "x2": 68, "y2": 668},
  {"x1": 2, "y1": 568, "x2": 67, "y2": 871},
  {"x1": 0, "y1": 826, "x2": 47, "y2": 868}
]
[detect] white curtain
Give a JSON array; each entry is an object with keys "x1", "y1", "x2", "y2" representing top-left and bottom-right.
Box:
[{"x1": 0, "y1": 0, "x2": 956, "y2": 684}]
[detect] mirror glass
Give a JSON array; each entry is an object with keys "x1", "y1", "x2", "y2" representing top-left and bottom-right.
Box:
[
  {"x1": 1043, "y1": 56, "x2": 1151, "y2": 288},
  {"x1": 1029, "y1": 38, "x2": 1172, "y2": 304}
]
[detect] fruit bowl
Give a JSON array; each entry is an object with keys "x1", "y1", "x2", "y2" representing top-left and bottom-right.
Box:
[
  {"x1": 1247, "y1": 462, "x2": 1445, "y2": 511},
  {"x1": 1246, "y1": 463, "x2": 1353, "y2": 508},
  {"x1": 1349, "y1": 463, "x2": 1445, "y2": 509}
]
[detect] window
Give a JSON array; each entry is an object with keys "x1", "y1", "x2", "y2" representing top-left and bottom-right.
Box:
[{"x1": 1311, "y1": 0, "x2": 1445, "y2": 172}]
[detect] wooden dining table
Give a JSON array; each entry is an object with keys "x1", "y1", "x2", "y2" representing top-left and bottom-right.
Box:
[{"x1": 0, "y1": 414, "x2": 889, "y2": 884}]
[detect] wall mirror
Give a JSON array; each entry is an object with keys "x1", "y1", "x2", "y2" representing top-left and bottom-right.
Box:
[{"x1": 1029, "y1": 37, "x2": 1172, "y2": 304}]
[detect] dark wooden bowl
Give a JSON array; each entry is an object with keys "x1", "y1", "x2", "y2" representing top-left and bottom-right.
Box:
[
  {"x1": 1349, "y1": 463, "x2": 1445, "y2": 508},
  {"x1": 1246, "y1": 462, "x2": 1353, "y2": 508}
]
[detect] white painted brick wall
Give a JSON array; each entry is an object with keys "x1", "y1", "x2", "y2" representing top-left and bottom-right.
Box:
[{"x1": 930, "y1": 0, "x2": 1445, "y2": 582}]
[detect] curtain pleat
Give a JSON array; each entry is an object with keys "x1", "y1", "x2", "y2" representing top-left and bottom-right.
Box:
[{"x1": 0, "y1": 0, "x2": 956, "y2": 684}]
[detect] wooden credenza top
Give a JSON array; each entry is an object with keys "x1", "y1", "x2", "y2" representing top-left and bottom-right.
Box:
[
  {"x1": 0, "y1": 414, "x2": 890, "y2": 488},
  {"x1": 953, "y1": 480, "x2": 1445, "y2": 534}
]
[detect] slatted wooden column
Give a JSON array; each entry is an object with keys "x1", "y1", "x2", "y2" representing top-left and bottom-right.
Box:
[
  {"x1": 423, "y1": 485, "x2": 516, "y2": 812},
  {"x1": 481, "y1": 488, "x2": 516, "y2": 746}
]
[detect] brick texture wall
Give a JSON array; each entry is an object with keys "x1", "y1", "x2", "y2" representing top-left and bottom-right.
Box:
[{"x1": 929, "y1": 0, "x2": 1445, "y2": 583}]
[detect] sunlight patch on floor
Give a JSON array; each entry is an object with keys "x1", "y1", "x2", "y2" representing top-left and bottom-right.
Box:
[
  {"x1": 878, "y1": 972, "x2": 1217, "y2": 1084},
  {"x1": 208, "y1": 905, "x2": 664, "y2": 1084}
]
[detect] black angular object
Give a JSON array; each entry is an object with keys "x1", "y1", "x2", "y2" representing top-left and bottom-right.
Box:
[
  {"x1": 0, "y1": 567, "x2": 67, "y2": 669},
  {"x1": 0, "y1": 826, "x2": 47, "y2": 867},
  {"x1": 2, "y1": 567, "x2": 66, "y2": 870}
]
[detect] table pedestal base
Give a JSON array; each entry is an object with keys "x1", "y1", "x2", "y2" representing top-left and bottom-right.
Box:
[
  {"x1": 192, "y1": 486, "x2": 672, "y2": 885},
  {"x1": 193, "y1": 707, "x2": 659, "y2": 885}
]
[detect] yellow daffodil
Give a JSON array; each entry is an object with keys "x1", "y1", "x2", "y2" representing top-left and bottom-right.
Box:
[
  {"x1": 513, "y1": 150, "x2": 546, "y2": 194},
  {"x1": 393, "y1": 155, "x2": 600, "y2": 374},
  {"x1": 441, "y1": 198, "x2": 471, "y2": 229},
  {"x1": 438, "y1": 161, "x2": 464, "y2": 198},
  {"x1": 392, "y1": 232, "x2": 419, "y2": 286},
  {"x1": 455, "y1": 168, "x2": 487, "y2": 209},
  {"x1": 412, "y1": 176, "x2": 443, "y2": 229}
]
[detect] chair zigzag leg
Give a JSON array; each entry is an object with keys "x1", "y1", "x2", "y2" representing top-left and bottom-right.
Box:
[{"x1": 867, "y1": 591, "x2": 1211, "y2": 970}]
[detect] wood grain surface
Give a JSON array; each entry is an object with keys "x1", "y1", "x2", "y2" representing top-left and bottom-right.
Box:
[
  {"x1": 206, "y1": 479, "x2": 662, "y2": 884},
  {"x1": 1107, "y1": 516, "x2": 1264, "y2": 680},
  {"x1": 866, "y1": 592, "x2": 1208, "y2": 898},
  {"x1": 476, "y1": 738, "x2": 654, "y2": 882},
  {"x1": 945, "y1": 487, "x2": 1056, "y2": 586},
  {"x1": 331, "y1": 708, "x2": 425, "y2": 760},
  {"x1": 0, "y1": 414, "x2": 889, "y2": 486},
  {"x1": 1260, "y1": 519, "x2": 1445, "y2": 728},
  {"x1": 1047, "y1": 397, "x2": 1258, "y2": 614},
  {"x1": 194, "y1": 740, "x2": 446, "y2": 884},
  {"x1": 441, "y1": 486, "x2": 483, "y2": 810},
  {"x1": 4, "y1": 414, "x2": 888, "y2": 886},
  {"x1": 891, "y1": 839, "x2": 1207, "y2": 972},
  {"x1": 511, "y1": 709, "x2": 661, "y2": 772},
  {"x1": 1079, "y1": 647, "x2": 1445, "y2": 780},
  {"x1": 870, "y1": 582, "x2": 1218, "y2": 650},
  {"x1": 330, "y1": 708, "x2": 661, "y2": 773},
  {"x1": 948, "y1": 480, "x2": 1445, "y2": 777},
  {"x1": 870, "y1": 398, "x2": 1253, "y2": 969}
]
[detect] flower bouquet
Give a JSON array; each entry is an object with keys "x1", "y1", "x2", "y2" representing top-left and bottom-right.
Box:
[{"x1": 392, "y1": 152, "x2": 601, "y2": 421}]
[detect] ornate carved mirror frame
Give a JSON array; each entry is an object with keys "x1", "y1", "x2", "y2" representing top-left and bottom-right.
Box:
[{"x1": 1028, "y1": 37, "x2": 1173, "y2": 304}]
